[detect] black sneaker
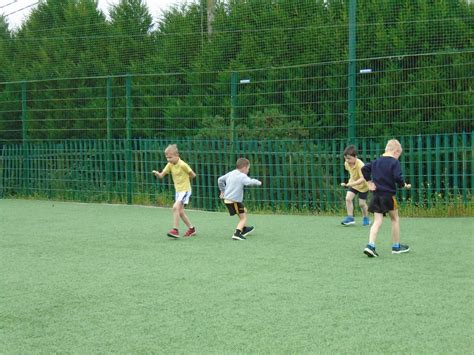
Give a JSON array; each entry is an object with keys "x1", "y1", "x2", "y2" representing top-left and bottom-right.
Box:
[
  {"x1": 392, "y1": 244, "x2": 410, "y2": 254},
  {"x1": 363, "y1": 244, "x2": 379, "y2": 257},
  {"x1": 242, "y1": 226, "x2": 254, "y2": 237},
  {"x1": 232, "y1": 233, "x2": 246, "y2": 241}
]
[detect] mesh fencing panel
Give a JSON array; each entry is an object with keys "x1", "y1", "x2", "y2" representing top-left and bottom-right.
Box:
[{"x1": 0, "y1": 0, "x2": 472, "y2": 215}]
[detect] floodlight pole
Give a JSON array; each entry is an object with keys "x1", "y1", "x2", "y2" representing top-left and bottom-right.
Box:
[
  {"x1": 21, "y1": 81, "x2": 29, "y2": 195},
  {"x1": 230, "y1": 72, "x2": 237, "y2": 161},
  {"x1": 125, "y1": 75, "x2": 133, "y2": 205},
  {"x1": 347, "y1": 0, "x2": 357, "y2": 144},
  {"x1": 106, "y1": 77, "x2": 113, "y2": 203}
]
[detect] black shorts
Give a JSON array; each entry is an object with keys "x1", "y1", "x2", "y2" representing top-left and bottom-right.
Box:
[
  {"x1": 225, "y1": 201, "x2": 245, "y2": 216},
  {"x1": 348, "y1": 187, "x2": 368, "y2": 200},
  {"x1": 369, "y1": 194, "x2": 398, "y2": 214}
]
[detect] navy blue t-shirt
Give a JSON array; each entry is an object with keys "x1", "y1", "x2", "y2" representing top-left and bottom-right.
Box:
[{"x1": 362, "y1": 156, "x2": 406, "y2": 195}]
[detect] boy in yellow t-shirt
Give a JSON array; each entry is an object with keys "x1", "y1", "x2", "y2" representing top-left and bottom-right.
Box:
[
  {"x1": 152, "y1": 144, "x2": 197, "y2": 238},
  {"x1": 340, "y1": 145, "x2": 370, "y2": 226}
]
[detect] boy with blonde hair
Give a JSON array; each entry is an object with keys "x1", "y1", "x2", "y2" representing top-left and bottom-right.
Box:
[
  {"x1": 152, "y1": 144, "x2": 197, "y2": 238},
  {"x1": 361, "y1": 139, "x2": 411, "y2": 257},
  {"x1": 218, "y1": 158, "x2": 262, "y2": 240},
  {"x1": 340, "y1": 145, "x2": 370, "y2": 226}
]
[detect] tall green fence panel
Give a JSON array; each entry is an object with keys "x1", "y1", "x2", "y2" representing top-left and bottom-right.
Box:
[{"x1": 0, "y1": 135, "x2": 472, "y2": 213}]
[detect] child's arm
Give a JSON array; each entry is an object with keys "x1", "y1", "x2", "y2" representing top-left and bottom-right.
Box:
[
  {"x1": 393, "y1": 161, "x2": 410, "y2": 189},
  {"x1": 347, "y1": 164, "x2": 367, "y2": 187},
  {"x1": 153, "y1": 163, "x2": 170, "y2": 179},
  {"x1": 218, "y1": 174, "x2": 228, "y2": 194},
  {"x1": 341, "y1": 177, "x2": 365, "y2": 188},
  {"x1": 189, "y1": 170, "x2": 196, "y2": 179},
  {"x1": 152, "y1": 170, "x2": 166, "y2": 179},
  {"x1": 367, "y1": 181, "x2": 376, "y2": 191},
  {"x1": 243, "y1": 176, "x2": 262, "y2": 187},
  {"x1": 361, "y1": 163, "x2": 375, "y2": 190}
]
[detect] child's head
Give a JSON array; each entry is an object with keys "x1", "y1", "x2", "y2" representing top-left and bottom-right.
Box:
[
  {"x1": 343, "y1": 145, "x2": 358, "y2": 166},
  {"x1": 385, "y1": 139, "x2": 403, "y2": 159},
  {"x1": 236, "y1": 157, "x2": 250, "y2": 174},
  {"x1": 164, "y1": 144, "x2": 180, "y2": 164}
]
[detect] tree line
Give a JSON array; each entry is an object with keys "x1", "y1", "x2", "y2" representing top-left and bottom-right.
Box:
[{"x1": 0, "y1": 0, "x2": 472, "y2": 142}]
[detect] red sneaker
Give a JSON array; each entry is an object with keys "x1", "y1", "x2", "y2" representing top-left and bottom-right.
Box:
[
  {"x1": 183, "y1": 227, "x2": 196, "y2": 237},
  {"x1": 167, "y1": 229, "x2": 179, "y2": 238}
]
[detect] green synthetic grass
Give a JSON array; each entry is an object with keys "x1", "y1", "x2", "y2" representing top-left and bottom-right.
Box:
[{"x1": 1, "y1": 199, "x2": 473, "y2": 353}]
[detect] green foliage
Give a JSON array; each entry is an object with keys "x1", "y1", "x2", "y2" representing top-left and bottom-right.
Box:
[{"x1": 0, "y1": 0, "x2": 472, "y2": 142}]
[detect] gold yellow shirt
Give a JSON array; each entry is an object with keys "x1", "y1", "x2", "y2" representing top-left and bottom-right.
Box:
[
  {"x1": 162, "y1": 159, "x2": 193, "y2": 192},
  {"x1": 344, "y1": 158, "x2": 369, "y2": 193}
]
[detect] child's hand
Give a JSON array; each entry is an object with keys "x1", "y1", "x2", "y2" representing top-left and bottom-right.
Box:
[
  {"x1": 219, "y1": 192, "x2": 224, "y2": 199},
  {"x1": 152, "y1": 170, "x2": 161, "y2": 178},
  {"x1": 405, "y1": 183, "x2": 411, "y2": 189},
  {"x1": 368, "y1": 181, "x2": 376, "y2": 191},
  {"x1": 340, "y1": 182, "x2": 347, "y2": 187}
]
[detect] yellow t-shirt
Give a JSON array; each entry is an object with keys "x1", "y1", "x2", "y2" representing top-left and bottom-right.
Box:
[
  {"x1": 344, "y1": 158, "x2": 369, "y2": 193},
  {"x1": 162, "y1": 159, "x2": 193, "y2": 192}
]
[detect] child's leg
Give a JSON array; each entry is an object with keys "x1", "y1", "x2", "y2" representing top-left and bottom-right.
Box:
[
  {"x1": 236, "y1": 212, "x2": 247, "y2": 232},
  {"x1": 388, "y1": 209, "x2": 400, "y2": 244},
  {"x1": 368, "y1": 212, "x2": 383, "y2": 244},
  {"x1": 172, "y1": 201, "x2": 182, "y2": 229},
  {"x1": 359, "y1": 198, "x2": 369, "y2": 217},
  {"x1": 345, "y1": 190, "x2": 356, "y2": 216},
  {"x1": 178, "y1": 204, "x2": 193, "y2": 229}
]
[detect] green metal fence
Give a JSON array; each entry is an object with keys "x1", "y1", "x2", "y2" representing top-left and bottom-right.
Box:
[
  {"x1": 0, "y1": 0, "x2": 472, "y2": 215},
  {"x1": 1, "y1": 133, "x2": 472, "y2": 213}
]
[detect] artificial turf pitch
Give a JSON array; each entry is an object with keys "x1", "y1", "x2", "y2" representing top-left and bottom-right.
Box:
[{"x1": 1, "y1": 199, "x2": 472, "y2": 353}]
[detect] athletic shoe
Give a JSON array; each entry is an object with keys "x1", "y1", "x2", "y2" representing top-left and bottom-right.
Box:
[
  {"x1": 341, "y1": 216, "x2": 355, "y2": 226},
  {"x1": 232, "y1": 233, "x2": 246, "y2": 241},
  {"x1": 183, "y1": 227, "x2": 196, "y2": 237},
  {"x1": 392, "y1": 244, "x2": 410, "y2": 254},
  {"x1": 362, "y1": 217, "x2": 371, "y2": 226},
  {"x1": 242, "y1": 226, "x2": 254, "y2": 237},
  {"x1": 363, "y1": 244, "x2": 379, "y2": 257},
  {"x1": 167, "y1": 229, "x2": 179, "y2": 238}
]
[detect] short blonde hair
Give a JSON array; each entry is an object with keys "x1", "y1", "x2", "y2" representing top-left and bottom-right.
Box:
[
  {"x1": 385, "y1": 139, "x2": 402, "y2": 153},
  {"x1": 164, "y1": 144, "x2": 179, "y2": 155},
  {"x1": 236, "y1": 158, "x2": 250, "y2": 169}
]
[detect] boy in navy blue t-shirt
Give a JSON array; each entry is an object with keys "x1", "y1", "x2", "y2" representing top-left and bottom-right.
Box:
[{"x1": 361, "y1": 139, "x2": 411, "y2": 257}]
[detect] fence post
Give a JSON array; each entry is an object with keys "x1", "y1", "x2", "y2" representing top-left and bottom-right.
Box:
[
  {"x1": 126, "y1": 75, "x2": 133, "y2": 205},
  {"x1": 106, "y1": 77, "x2": 113, "y2": 203},
  {"x1": 347, "y1": 0, "x2": 357, "y2": 143},
  {"x1": 426, "y1": 135, "x2": 432, "y2": 208},
  {"x1": 461, "y1": 132, "x2": 467, "y2": 205},
  {"x1": 435, "y1": 134, "x2": 441, "y2": 200},
  {"x1": 444, "y1": 134, "x2": 450, "y2": 205},
  {"x1": 230, "y1": 72, "x2": 237, "y2": 162},
  {"x1": 452, "y1": 132, "x2": 458, "y2": 206},
  {"x1": 0, "y1": 145, "x2": 3, "y2": 198},
  {"x1": 471, "y1": 131, "x2": 474, "y2": 203},
  {"x1": 21, "y1": 81, "x2": 29, "y2": 196},
  {"x1": 417, "y1": 134, "x2": 423, "y2": 205}
]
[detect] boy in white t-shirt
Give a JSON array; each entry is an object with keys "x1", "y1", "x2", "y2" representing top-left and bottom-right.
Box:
[{"x1": 218, "y1": 158, "x2": 262, "y2": 240}]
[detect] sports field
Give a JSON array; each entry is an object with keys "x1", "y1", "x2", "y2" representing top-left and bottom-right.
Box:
[{"x1": 1, "y1": 199, "x2": 472, "y2": 353}]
